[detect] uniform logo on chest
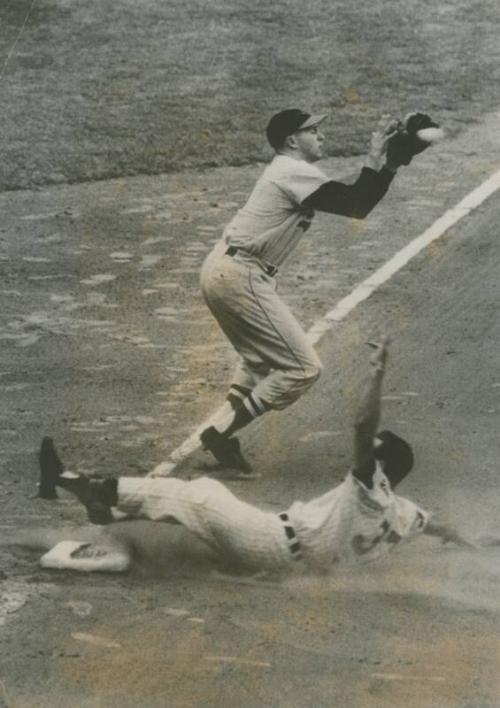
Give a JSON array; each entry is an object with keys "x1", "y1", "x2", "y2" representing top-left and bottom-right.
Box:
[{"x1": 351, "y1": 519, "x2": 402, "y2": 556}]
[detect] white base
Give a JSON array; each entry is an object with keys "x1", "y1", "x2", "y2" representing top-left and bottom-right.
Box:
[{"x1": 40, "y1": 540, "x2": 130, "y2": 573}]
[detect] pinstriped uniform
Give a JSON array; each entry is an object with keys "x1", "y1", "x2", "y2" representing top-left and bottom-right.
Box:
[
  {"x1": 287, "y1": 466, "x2": 429, "y2": 569},
  {"x1": 117, "y1": 476, "x2": 293, "y2": 570},
  {"x1": 115, "y1": 467, "x2": 429, "y2": 572}
]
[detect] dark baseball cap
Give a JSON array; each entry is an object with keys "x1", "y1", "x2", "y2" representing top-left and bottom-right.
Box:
[
  {"x1": 374, "y1": 430, "x2": 414, "y2": 488},
  {"x1": 266, "y1": 109, "x2": 328, "y2": 150}
]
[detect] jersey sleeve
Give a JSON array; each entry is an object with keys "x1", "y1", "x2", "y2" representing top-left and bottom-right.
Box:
[
  {"x1": 348, "y1": 469, "x2": 393, "y2": 511},
  {"x1": 302, "y1": 166, "x2": 395, "y2": 219},
  {"x1": 270, "y1": 160, "x2": 331, "y2": 205},
  {"x1": 392, "y1": 496, "x2": 430, "y2": 539},
  {"x1": 351, "y1": 471, "x2": 430, "y2": 538}
]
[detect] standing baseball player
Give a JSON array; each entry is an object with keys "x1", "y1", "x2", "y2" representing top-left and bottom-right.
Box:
[
  {"x1": 197, "y1": 108, "x2": 440, "y2": 475},
  {"x1": 38, "y1": 339, "x2": 469, "y2": 573}
]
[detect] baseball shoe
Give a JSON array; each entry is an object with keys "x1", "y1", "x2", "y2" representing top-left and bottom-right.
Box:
[
  {"x1": 38, "y1": 436, "x2": 63, "y2": 499},
  {"x1": 62, "y1": 474, "x2": 115, "y2": 526},
  {"x1": 200, "y1": 426, "x2": 253, "y2": 475},
  {"x1": 62, "y1": 474, "x2": 115, "y2": 525},
  {"x1": 38, "y1": 437, "x2": 114, "y2": 524}
]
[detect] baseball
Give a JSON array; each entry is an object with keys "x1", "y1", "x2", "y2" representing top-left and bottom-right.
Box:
[{"x1": 416, "y1": 127, "x2": 445, "y2": 144}]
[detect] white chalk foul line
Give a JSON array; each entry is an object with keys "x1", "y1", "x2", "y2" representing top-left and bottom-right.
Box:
[
  {"x1": 309, "y1": 168, "x2": 500, "y2": 344},
  {"x1": 150, "y1": 168, "x2": 500, "y2": 476}
]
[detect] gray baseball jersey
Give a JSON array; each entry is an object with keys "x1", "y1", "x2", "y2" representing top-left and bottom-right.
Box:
[{"x1": 222, "y1": 154, "x2": 330, "y2": 270}]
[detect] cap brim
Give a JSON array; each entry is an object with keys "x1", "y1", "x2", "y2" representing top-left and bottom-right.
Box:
[{"x1": 299, "y1": 113, "x2": 328, "y2": 130}]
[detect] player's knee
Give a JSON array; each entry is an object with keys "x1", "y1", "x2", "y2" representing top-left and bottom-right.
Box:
[
  {"x1": 192, "y1": 477, "x2": 227, "y2": 496},
  {"x1": 303, "y1": 358, "x2": 322, "y2": 385},
  {"x1": 287, "y1": 359, "x2": 322, "y2": 396}
]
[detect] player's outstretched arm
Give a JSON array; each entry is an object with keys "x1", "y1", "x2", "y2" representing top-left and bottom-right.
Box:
[
  {"x1": 424, "y1": 521, "x2": 476, "y2": 549},
  {"x1": 302, "y1": 116, "x2": 399, "y2": 219},
  {"x1": 352, "y1": 337, "x2": 389, "y2": 487}
]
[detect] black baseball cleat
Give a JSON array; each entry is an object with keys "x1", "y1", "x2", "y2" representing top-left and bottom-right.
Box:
[
  {"x1": 200, "y1": 426, "x2": 253, "y2": 475},
  {"x1": 83, "y1": 499, "x2": 115, "y2": 526},
  {"x1": 38, "y1": 437, "x2": 114, "y2": 524},
  {"x1": 38, "y1": 436, "x2": 64, "y2": 499},
  {"x1": 59, "y1": 474, "x2": 115, "y2": 525}
]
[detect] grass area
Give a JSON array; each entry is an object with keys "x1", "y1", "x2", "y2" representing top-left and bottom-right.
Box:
[{"x1": 1, "y1": 0, "x2": 500, "y2": 190}]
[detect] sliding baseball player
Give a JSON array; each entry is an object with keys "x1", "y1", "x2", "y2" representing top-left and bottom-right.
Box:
[{"x1": 36, "y1": 338, "x2": 470, "y2": 573}]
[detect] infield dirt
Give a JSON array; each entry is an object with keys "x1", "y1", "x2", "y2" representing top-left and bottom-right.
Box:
[{"x1": 1, "y1": 2, "x2": 500, "y2": 707}]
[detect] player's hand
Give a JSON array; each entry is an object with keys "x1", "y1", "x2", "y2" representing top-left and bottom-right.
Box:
[
  {"x1": 366, "y1": 115, "x2": 401, "y2": 171},
  {"x1": 438, "y1": 525, "x2": 476, "y2": 549}
]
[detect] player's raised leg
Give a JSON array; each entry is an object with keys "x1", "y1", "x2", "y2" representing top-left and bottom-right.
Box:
[
  {"x1": 200, "y1": 253, "x2": 321, "y2": 473},
  {"x1": 38, "y1": 437, "x2": 115, "y2": 524}
]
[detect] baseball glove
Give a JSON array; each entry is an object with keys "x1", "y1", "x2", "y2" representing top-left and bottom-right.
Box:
[{"x1": 386, "y1": 112, "x2": 440, "y2": 167}]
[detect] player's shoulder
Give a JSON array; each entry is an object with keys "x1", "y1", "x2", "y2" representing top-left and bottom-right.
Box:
[
  {"x1": 392, "y1": 494, "x2": 429, "y2": 532},
  {"x1": 347, "y1": 468, "x2": 394, "y2": 512},
  {"x1": 264, "y1": 154, "x2": 328, "y2": 182}
]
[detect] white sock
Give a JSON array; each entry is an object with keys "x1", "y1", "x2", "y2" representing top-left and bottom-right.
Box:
[{"x1": 207, "y1": 402, "x2": 237, "y2": 435}]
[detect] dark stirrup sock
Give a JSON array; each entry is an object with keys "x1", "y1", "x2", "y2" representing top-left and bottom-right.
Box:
[
  {"x1": 220, "y1": 404, "x2": 254, "y2": 438},
  {"x1": 222, "y1": 393, "x2": 270, "y2": 438},
  {"x1": 226, "y1": 384, "x2": 252, "y2": 411},
  {"x1": 57, "y1": 475, "x2": 118, "y2": 507},
  {"x1": 38, "y1": 436, "x2": 64, "y2": 499},
  {"x1": 93, "y1": 477, "x2": 119, "y2": 507}
]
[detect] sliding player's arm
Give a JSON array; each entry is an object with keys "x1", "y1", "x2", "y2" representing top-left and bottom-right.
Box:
[{"x1": 352, "y1": 338, "x2": 389, "y2": 489}]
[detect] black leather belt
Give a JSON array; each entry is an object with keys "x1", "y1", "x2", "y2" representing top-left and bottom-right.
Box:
[
  {"x1": 278, "y1": 512, "x2": 301, "y2": 558},
  {"x1": 225, "y1": 246, "x2": 278, "y2": 278}
]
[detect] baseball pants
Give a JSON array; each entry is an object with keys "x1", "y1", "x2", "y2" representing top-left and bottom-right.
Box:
[
  {"x1": 200, "y1": 242, "x2": 322, "y2": 412},
  {"x1": 116, "y1": 476, "x2": 293, "y2": 569}
]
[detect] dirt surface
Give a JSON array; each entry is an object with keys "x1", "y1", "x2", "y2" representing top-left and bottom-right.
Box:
[
  {"x1": 2, "y1": 0, "x2": 500, "y2": 189},
  {"x1": 0, "y1": 109, "x2": 499, "y2": 706},
  {"x1": 2, "y1": 3, "x2": 500, "y2": 706}
]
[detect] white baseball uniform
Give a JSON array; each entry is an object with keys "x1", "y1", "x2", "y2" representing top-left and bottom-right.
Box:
[
  {"x1": 200, "y1": 155, "x2": 394, "y2": 415},
  {"x1": 113, "y1": 463, "x2": 429, "y2": 572}
]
